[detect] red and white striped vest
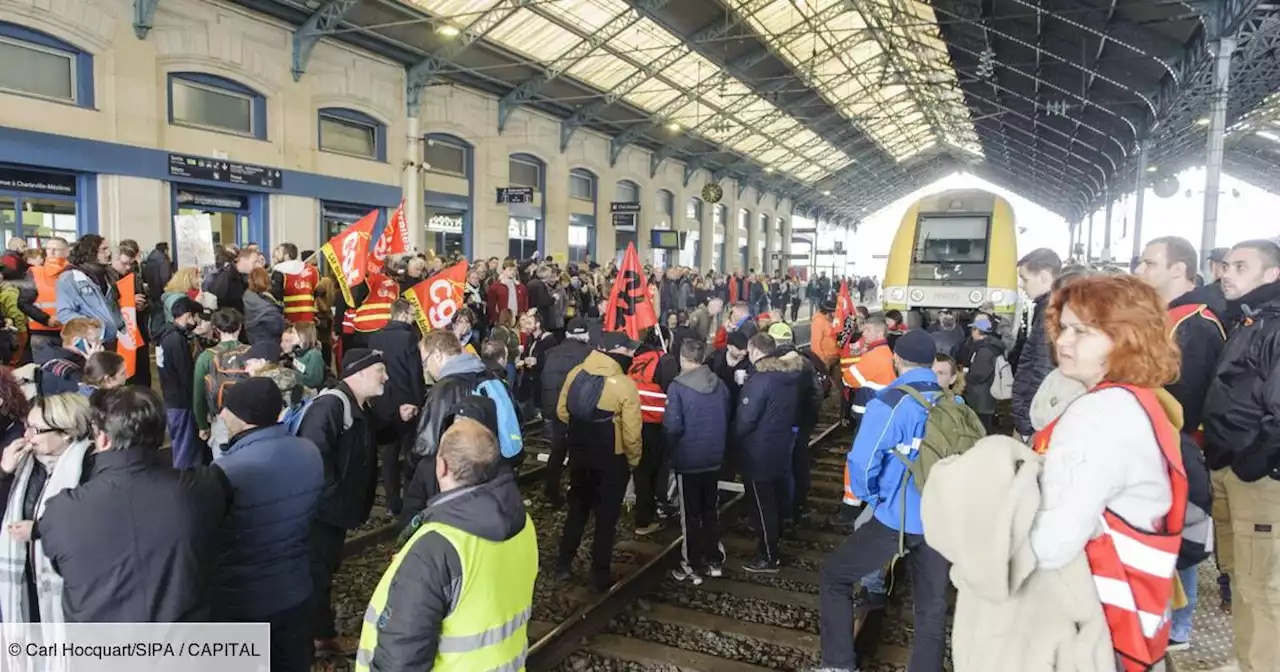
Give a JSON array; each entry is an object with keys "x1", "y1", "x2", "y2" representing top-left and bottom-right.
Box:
[
  {"x1": 1033, "y1": 383, "x2": 1188, "y2": 671},
  {"x1": 628, "y1": 350, "x2": 667, "y2": 424}
]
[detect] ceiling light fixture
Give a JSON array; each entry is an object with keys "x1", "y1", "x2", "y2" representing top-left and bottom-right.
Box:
[
  {"x1": 1146, "y1": 165, "x2": 1159, "y2": 173},
  {"x1": 1196, "y1": 117, "x2": 1210, "y2": 126},
  {"x1": 823, "y1": 190, "x2": 831, "y2": 196},
  {"x1": 436, "y1": 24, "x2": 460, "y2": 37},
  {"x1": 764, "y1": 166, "x2": 775, "y2": 173}
]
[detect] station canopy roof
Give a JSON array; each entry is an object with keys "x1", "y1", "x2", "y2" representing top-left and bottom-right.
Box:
[{"x1": 255, "y1": 0, "x2": 1280, "y2": 226}]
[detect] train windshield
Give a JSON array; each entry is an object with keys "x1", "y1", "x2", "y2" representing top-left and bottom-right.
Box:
[{"x1": 913, "y1": 216, "x2": 989, "y2": 264}]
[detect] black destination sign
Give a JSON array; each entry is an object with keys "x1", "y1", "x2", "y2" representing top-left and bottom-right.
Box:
[
  {"x1": 0, "y1": 166, "x2": 76, "y2": 196},
  {"x1": 168, "y1": 153, "x2": 283, "y2": 189}
]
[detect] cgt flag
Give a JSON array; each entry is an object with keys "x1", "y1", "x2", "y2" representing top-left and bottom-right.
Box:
[
  {"x1": 321, "y1": 210, "x2": 377, "y2": 307},
  {"x1": 834, "y1": 279, "x2": 854, "y2": 325},
  {"x1": 368, "y1": 200, "x2": 409, "y2": 275},
  {"x1": 604, "y1": 242, "x2": 657, "y2": 341},
  {"x1": 404, "y1": 261, "x2": 468, "y2": 334},
  {"x1": 116, "y1": 273, "x2": 143, "y2": 377}
]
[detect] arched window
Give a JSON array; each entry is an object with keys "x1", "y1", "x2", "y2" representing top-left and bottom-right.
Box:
[
  {"x1": 424, "y1": 134, "x2": 470, "y2": 177},
  {"x1": 168, "y1": 72, "x2": 266, "y2": 140},
  {"x1": 0, "y1": 22, "x2": 94, "y2": 107},
  {"x1": 318, "y1": 107, "x2": 386, "y2": 161},
  {"x1": 570, "y1": 168, "x2": 595, "y2": 201}
]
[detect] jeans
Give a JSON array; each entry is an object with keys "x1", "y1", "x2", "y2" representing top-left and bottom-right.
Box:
[
  {"x1": 1171, "y1": 563, "x2": 1200, "y2": 643},
  {"x1": 854, "y1": 504, "x2": 888, "y2": 595},
  {"x1": 819, "y1": 517, "x2": 950, "y2": 671}
]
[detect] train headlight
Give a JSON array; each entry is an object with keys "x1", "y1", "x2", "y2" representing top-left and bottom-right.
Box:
[
  {"x1": 909, "y1": 288, "x2": 925, "y2": 303},
  {"x1": 891, "y1": 288, "x2": 906, "y2": 302},
  {"x1": 968, "y1": 290, "x2": 984, "y2": 304},
  {"x1": 989, "y1": 290, "x2": 1005, "y2": 304}
]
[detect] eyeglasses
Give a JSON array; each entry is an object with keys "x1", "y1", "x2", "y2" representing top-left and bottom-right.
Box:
[{"x1": 26, "y1": 426, "x2": 61, "y2": 437}]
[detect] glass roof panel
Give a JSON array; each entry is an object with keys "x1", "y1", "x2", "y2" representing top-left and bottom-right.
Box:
[
  {"x1": 623, "y1": 82, "x2": 682, "y2": 113},
  {"x1": 566, "y1": 54, "x2": 638, "y2": 91},
  {"x1": 723, "y1": 0, "x2": 980, "y2": 163},
  {"x1": 609, "y1": 17, "x2": 680, "y2": 55},
  {"x1": 486, "y1": 9, "x2": 580, "y2": 62},
  {"x1": 536, "y1": 0, "x2": 627, "y2": 34}
]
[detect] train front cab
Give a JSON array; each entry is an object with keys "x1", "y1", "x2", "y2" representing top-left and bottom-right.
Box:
[{"x1": 882, "y1": 189, "x2": 1018, "y2": 319}]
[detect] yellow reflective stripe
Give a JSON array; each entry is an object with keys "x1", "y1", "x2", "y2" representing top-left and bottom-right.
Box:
[
  {"x1": 353, "y1": 313, "x2": 392, "y2": 322},
  {"x1": 356, "y1": 648, "x2": 372, "y2": 667},
  {"x1": 283, "y1": 294, "x2": 312, "y2": 302},
  {"x1": 437, "y1": 607, "x2": 531, "y2": 653},
  {"x1": 283, "y1": 305, "x2": 316, "y2": 313}
]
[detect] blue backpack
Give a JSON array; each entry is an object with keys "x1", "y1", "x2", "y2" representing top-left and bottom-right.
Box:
[{"x1": 474, "y1": 378, "x2": 523, "y2": 458}]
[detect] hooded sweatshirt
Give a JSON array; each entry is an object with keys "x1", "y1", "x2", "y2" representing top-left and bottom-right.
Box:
[
  {"x1": 664, "y1": 365, "x2": 731, "y2": 474},
  {"x1": 922, "y1": 436, "x2": 1113, "y2": 672}
]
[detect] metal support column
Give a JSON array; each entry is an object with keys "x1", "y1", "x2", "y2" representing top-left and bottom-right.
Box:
[
  {"x1": 1086, "y1": 211, "x2": 1095, "y2": 264},
  {"x1": 404, "y1": 116, "x2": 425, "y2": 254},
  {"x1": 1101, "y1": 185, "x2": 1114, "y2": 264},
  {"x1": 1131, "y1": 140, "x2": 1150, "y2": 269},
  {"x1": 1202, "y1": 36, "x2": 1237, "y2": 277}
]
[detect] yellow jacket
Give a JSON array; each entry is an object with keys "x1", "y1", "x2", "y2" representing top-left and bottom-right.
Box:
[{"x1": 557, "y1": 350, "x2": 643, "y2": 467}]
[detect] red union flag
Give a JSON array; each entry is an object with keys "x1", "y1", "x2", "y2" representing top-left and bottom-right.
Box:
[
  {"x1": 404, "y1": 261, "x2": 468, "y2": 333},
  {"x1": 834, "y1": 279, "x2": 855, "y2": 325},
  {"x1": 368, "y1": 200, "x2": 409, "y2": 275},
  {"x1": 604, "y1": 242, "x2": 657, "y2": 341},
  {"x1": 321, "y1": 210, "x2": 376, "y2": 306}
]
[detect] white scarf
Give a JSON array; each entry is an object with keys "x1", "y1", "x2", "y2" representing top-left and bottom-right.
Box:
[
  {"x1": 503, "y1": 278, "x2": 519, "y2": 315},
  {"x1": 0, "y1": 439, "x2": 91, "y2": 624}
]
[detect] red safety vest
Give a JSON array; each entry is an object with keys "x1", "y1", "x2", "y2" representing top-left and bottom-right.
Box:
[
  {"x1": 282, "y1": 264, "x2": 319, "y2": 323},
  {"x1": 29, "y1": 263, "x2": 64, "y2": 332},
  {"x1": 352, "y1": 274, "x2": 398, "y2": 333},
  {"x1": 628, "y1": 350, "x2": 666, "y2": 424},
  {"x1": 1165, "y1": 303, "x2": 1224, "y2": 447},
  {"x1": 1033, "y1": 383, "x2": 1187, "y2": 671}
]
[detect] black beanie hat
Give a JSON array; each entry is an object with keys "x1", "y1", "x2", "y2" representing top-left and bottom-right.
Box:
[
  {"x1": 893, "y1": 329, "x2": 937, "y2": 366},
  {"x1": 223, "y1": 377, "x2": 283, "y2": 427},
  {"x1": 342, "y1": 348, "x2": 384, "y2": 378}
]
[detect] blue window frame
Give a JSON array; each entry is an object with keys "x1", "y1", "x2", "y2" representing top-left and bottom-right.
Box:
[
  {"x1": 167, "y1": 72, "x2": 267, "y2": 140},
  {"x1": 0, "y1": 22, "x2": 94, "y2": 108},
  {"x1": 318, "y1": 107, "x2": 386, "y2": 162}
]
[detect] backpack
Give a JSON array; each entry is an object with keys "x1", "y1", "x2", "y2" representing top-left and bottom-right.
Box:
[
  {"x1": 286, "y1": 388, "x2": 353, "y2": 436},
  {"x1": 892, "y1": 385, "x2": 987, "y2": 494},
  {"x1": 474, "y1": 378, "x2": 523, "y2": 458},
  {"x1": 990, "y1": 354, "x2": 1014, "y2": 401},
  {"x1": 204, "y1": 344, "x2": 251, "y2": 412}
]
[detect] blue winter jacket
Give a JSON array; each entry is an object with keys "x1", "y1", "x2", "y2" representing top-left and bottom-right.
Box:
[
  {"x1": 732, "y1": 354, "x2": 803, "y2": 480},
  {"x1": 55, "y1": 267, "x2": 120, "y2": 341},
  {"x1": 846, "y1": 367, "x2": 941, "y2": 536},
  {"x1": 664, "y1": 365, "x2": 731, "y2": 474},
  {"x1": 210, "y1": 424, "x2": 324, "y2": 619}
]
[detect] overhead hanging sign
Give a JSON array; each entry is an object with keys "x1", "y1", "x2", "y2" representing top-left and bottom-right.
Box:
[
  {"x1": 168, "y1": 153, "x2": 283, "y2": 189},
  {"x1": 496, "y1": 187, "x2": 534, "y2": 204},
  {"x1": 611, "y1": 202, "x2": 640, "y2": 231},
  {"x1": 0, "y1": 167, "x2": 77, "y2": 196}
]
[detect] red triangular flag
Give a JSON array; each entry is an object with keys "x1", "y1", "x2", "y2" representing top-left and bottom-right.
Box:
[
  {"x1": 368, "y1": 200, "x2": 409, "y2": 275},
  {"x1": 321, "y1": 210, "x2": 377, "y2": 307},
  {"x1": 604, "y1": 242, "x2": 657, "y2": 341},
  {"x1": 834, "y1": 279, "x2": 854, "y2": 325}
]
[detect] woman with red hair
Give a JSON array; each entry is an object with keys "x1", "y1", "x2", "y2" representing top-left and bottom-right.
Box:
[{"x1": 1029, "y1": 274, "x2": 1186, "y2": 671}]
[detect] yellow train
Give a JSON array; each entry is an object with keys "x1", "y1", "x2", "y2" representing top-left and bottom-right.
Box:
[{"x1": 882, "y1": 188, "x2": 1019, "y2": 317}]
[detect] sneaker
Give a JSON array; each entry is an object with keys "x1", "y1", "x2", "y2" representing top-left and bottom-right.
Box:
[
  {"x1": 671, "y1": 564, "x2": 704, "y2": 585},
  {"x1": 851, "y1": 587, "x2": 888, "y2": 618},
  {"x1": 635, "y1": 522, "x2": 663, "y2": 536},
  {"x1": 1166, "y1": 639, "x2": 1190, "y2": 652},
  {"x1": 658, "y1": 505, "x2": 679, "y2": 520},
  {"x1": 742, "y1": 557, "x2": 781, "y2": 574},
  {"x1": 705, "y1": 563, "x2": 724, "y2": 578}
]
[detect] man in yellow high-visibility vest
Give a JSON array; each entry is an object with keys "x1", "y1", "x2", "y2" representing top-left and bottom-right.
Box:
[{"x1": 355, "y1": 410, "x2": 537, "y2": 671}]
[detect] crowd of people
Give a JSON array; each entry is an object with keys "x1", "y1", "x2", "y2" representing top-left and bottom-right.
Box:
[{"x1": 0, "y1": 226, "x2": 1273, "y2": 672}]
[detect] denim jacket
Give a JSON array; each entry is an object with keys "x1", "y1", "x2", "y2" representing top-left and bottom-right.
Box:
[{"x1": 56, "y1": 268, "x2": 121, "y2": 340}]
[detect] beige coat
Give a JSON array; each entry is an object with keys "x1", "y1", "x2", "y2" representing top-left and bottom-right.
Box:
[{"x1": 921, "y1": 436, "x2": 1114, "y2": 672}]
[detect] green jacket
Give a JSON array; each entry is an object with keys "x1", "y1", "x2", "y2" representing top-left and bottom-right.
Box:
[
  {"x1": 291, "y1": 347, "x2": 326, "y2": 389},
  {"x1": 0, "y1": 285, "x2": 24, "y2": 333},
  {"x1": 194, "y1": 340, "x2": 244, "y2": 430}
]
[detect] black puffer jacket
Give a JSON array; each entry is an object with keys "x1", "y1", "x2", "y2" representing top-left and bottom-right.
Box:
[
  {"x1": 1012, "y1": 294, "x2": 1053, "y2": 437},
  {"x1": 963, "y1": 336, "x2": 1007, "y2": 416},
  {"x1": 1166, "y1": 286, "x2": 1227, "y2": 435},
  {"x1": 1203, "y1": 281, "x2": 1280, "y2": 481},
  {"x1": 539, "y1": 338, "x2": 592, "y2": 420},
  {"x1": 364, "y1": 470, "x2": 532, "y2": 669},
  {"x1": 413, "y1": 354, "x2": 506, "y2": 461},
  {"x1": 367, "y1": 321, "x2": 426, "y2": 438},
  {"x1": 733, "y1": 354, "x2": 802, "y2": 480}
]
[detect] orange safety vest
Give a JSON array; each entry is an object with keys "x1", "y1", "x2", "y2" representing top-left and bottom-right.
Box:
[
  {"x1": 282, "y1": 265, "x2": 319, "y2": 323},
  {"x1": 628, "y1": 350, "x2": 666, "y2": 424},
  {"x1": 840, "y1": 340, "x2": 894, "y2": 405},
  {"x1": 1165, "y1": 303, "x2": 1224, "y2": 447},
  {"x1": 29, "y1": 264, "x2": 63, "y2": 332},
  {"x1": 1033, "y1": 383, "x2": 1187, "y2": 671},
  {"x1": 352, "y1": 274, "x2": 397, "y2": 333}
]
